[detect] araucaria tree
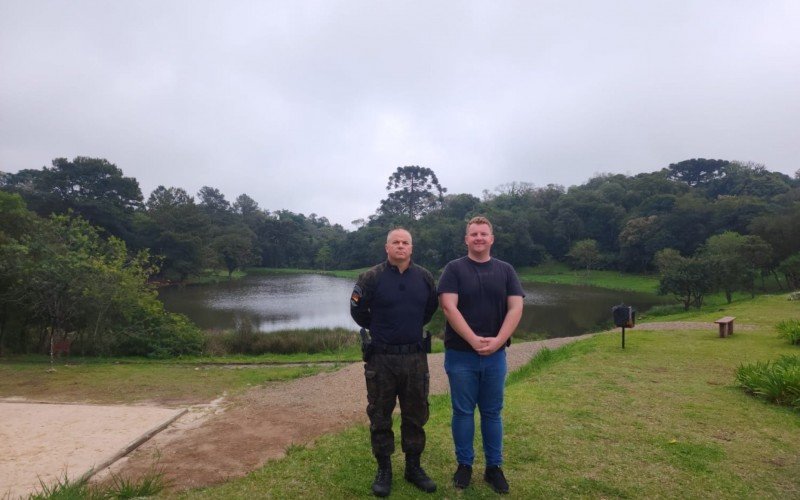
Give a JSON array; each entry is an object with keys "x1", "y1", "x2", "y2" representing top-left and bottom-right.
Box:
[{"x1": 379, "y1": 166, "x2": 446, "y2": 220}]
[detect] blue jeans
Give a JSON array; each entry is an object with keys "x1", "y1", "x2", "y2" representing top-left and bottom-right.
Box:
[{"x1": 444, "y1": 348, "x2": 507, "y2": 467}]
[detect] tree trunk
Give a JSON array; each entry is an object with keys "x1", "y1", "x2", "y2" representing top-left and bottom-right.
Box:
[{"x1": 772, "y1": 270, "x2": 784, "y2": 291}]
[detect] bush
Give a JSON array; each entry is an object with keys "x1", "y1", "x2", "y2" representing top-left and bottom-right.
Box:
[
  {"x1": 776, "y1": 319, "x2": 800, "y2": 345},
  {"x1": 643, "y1": 304, "x2": 686, "y2": 317},
  {"x1": 206, "y1": 323, "x2": 359, "y2": 355},
  {"x1": 736, "y1": 355, "x2": 800, "y2": 410},
  {"x1": 229, "y1": 316, "x2": 260, "y2": 354},
  {"x1": 110, "y1": 299, "x2": 205, "y2": 358},
  {"x1": 249, "y1": 329, "x2": 357, "y2": 354}
]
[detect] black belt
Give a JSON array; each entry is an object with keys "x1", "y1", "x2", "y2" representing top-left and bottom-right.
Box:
[{"x1": 371, "y1": 341, "x2": 424, "y2": 355}]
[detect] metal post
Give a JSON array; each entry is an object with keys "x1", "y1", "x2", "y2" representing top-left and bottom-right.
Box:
[{"x1": 621, "y1": 326, "x2": 625, "y2": 349}]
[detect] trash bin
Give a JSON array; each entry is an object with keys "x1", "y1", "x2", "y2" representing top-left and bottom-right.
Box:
[{"x1": 612, "y1": 304, "x2": 635, "y2": 328}]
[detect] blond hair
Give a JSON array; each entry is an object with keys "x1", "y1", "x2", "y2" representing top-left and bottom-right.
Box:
[{"x1": 466, "y1": 216, "x2": 493, "y2": 234}]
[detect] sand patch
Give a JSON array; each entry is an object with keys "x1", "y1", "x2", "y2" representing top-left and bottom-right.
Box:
[{"x1": 0, "y1": 401, "x2": 184, "y2": 499}]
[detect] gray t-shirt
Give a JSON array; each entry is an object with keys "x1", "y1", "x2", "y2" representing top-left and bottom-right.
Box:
[{"x1": 437, "y1": 256, "x2": 525, "y2": 352}]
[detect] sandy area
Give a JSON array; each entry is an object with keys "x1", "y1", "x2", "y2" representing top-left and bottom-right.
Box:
[
  {"x1": 0, "y1": 402, "x2": 185, "y2": 499},
  {"x1": 2, "y1": 321, "x2": 744, "y2": 496}
]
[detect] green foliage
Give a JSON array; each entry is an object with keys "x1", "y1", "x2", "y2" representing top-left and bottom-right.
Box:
[
  {"x1": 211, "y1": 226, "x2": 257, "y2": 277},
  {"x1": 776, "y1": 319, "x2": 800, "y2": 345},
  {"x1": 104, "y1": 468, "x2": 166, "y2": 499},
  {"x1": 27, "y1": 469, "x2": 163, "y2": 499},
  {"x1": 701, "y1": 231, "x2": 767, "y2": 303},
  {"x1": 2, "y1": 156, "x2": 143, "y2": 242},
  {"x1": 736, "y1": 355, "x2": 800, "y2": 410},
  {"x1": 655, "y1": 250, "x2": 714, "y2": 310},
  {"x1": 378, "y1": 165, "x2": 446, "y2": 221},
  {"x1": 667, "y1": 158, "x2": 731, "y2": 187},
  {"x1": 209, "y1": 324, "x2": 360, "y2": 355},
  {"x1": 139, "y1": 187, "x2": 210, "y2": 281},
  {"x1": 6, "y1": 155, "x2": 799, "y2": 279},
  {"x1": 642, "y1": 303, "x2": 687, "y2": 317},
  {"x1": 4, "y1": 154, "x2": 800, "y2": 359},
  {"x1": 777, "y1": 252, "x2": 800, "y2": 290},
  {"x1": 566, "y1": 238, "x2": 600, "y2": 275},
  {"x1": 0, "y1": 202, "x2": 204, "y2": 356},
  {"x1": 111, "y1": 305, "x2": 204, "y2": 358},
  {"x1": 618, "y1": 215, "x2": 670, "y2": 271}
]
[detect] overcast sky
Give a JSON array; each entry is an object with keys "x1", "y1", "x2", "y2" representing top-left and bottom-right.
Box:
[{"x1": 1, "y1": 1, "x2": 798, "y2": 228}]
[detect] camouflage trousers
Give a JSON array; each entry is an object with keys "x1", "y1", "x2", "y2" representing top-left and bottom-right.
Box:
[{"x1": 364, "y1": 351, "x2": 430, "y2": 457}]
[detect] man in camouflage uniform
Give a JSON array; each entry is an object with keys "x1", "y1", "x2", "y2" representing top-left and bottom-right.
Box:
[{"x1": 350, "y1": 228, "x2": 438, "y2": 497}]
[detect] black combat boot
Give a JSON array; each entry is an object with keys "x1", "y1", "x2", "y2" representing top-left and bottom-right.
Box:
[
  {"x1": 372, "y1": 455, "x2": 392, "y2": 497},
  {"x1": 404, "y1": 454, "x2": 436, "y2": 493}
]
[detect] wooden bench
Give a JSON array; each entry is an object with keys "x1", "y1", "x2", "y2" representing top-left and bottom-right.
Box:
[{"x1": 715, "y1": 316, "x2": 735, "y2": 338}]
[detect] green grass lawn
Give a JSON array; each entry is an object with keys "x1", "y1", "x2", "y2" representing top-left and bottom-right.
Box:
[
  {"x1": 224, "y1": 264, "x2": 660, "y2": 294},
  {"x1": 178, "y1": 293, "x2": 800, "y2": 499},
  {"x1": 0, "y1": 359, "x2": 337, "y2": 405},
  {"x1": 243, "y1": 267, "x2": 364, "y2": 280},
  {"x1": 516, "y1": 262, "x2": 661, "y2": 293}
]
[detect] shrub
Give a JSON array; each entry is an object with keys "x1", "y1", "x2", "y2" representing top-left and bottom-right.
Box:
[
  {"x1": 249, "y1": 328, "x2": 358, "y2": 354},
  {"x1": 110, "y1": 298, "x2": 205, "y2": 358},
  {"x1": 206, "y1": 323, "x2": 359, "y2": 355},
  {"x1": 736, "y1": 355, "x2": 800, "y2": 410},
  {"x1": 776, "y1": 319, "x2": 800, "y2": 345},
  {"x1": 229, "y1": 316, "x2": 260, "y2": 354},
  {"x1": 643, "y1": 304, "x2": 686, "y2": 317}
]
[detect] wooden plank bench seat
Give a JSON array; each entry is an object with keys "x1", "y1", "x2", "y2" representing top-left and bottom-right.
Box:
[{"x1": 715, "y1": 316, "x2": 735, "y2": 338}]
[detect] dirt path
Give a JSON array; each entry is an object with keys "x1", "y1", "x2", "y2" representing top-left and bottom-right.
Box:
[
  {"x1": 109, "y1": 321, "x2": 753, "y2": 491},
  {"x1": 107, "y1": 335, "x2": 592, "y2": 491}
]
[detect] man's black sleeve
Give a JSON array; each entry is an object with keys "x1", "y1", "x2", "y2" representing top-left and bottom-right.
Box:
[
  {"x1": 350, "y1": 270, "x2": 375, "y2": 329},
  {"x1": 421, "y1": 268, "x2": 438, "y2": 325}
]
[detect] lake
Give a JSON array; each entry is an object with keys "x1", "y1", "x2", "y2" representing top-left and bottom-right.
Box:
[{"x1": 157, "y1": 273, "x2": 669, "y2": 338}]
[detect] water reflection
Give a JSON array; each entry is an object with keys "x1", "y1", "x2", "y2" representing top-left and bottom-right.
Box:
[
  {"x1": 518, "y1": 283, "x2": 659, "y2": 338},
  {"x1": 158, "y1": 274, "x2": 355, "y2": 332},
  {"x1": 158, "y1": 274, "x2": 670, "y2": 338}
]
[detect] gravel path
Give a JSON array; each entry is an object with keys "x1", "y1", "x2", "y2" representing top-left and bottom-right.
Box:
[
  {"x1": 110, "y1": 321, "x2": 754, "y2": 491},
  {"x1": 109, "y1": 334, "x2": 593, "y2": 491}
]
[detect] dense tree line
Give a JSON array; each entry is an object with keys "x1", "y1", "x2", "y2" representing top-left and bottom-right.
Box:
[
  {"x1": 0, "y1": 191, "x2": 203, "y2": 356},
  {"x1": 2, "y1": 157, "x2": 800, "y2": 353},
  {"x1": 2, "y1": 158, "x2": 799, "y2": 278}
]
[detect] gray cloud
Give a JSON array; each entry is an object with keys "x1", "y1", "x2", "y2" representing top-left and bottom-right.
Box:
[{"x1": 2, "y1": 1, "x2": 798, "y2": 227}]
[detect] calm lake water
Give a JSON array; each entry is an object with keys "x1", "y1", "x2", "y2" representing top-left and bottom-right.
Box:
[{"x1": 157, "y1": 274, "x2": 669, "y2": 338}]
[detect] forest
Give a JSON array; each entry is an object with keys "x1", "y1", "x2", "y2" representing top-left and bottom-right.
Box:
[{"x1": 1, "y1": 157, "x2": 799, "y2": 355}]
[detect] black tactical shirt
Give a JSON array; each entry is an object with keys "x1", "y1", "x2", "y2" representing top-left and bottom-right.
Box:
[{"x1": 350, "y1": 261, "x2": 437, "y2": 345}]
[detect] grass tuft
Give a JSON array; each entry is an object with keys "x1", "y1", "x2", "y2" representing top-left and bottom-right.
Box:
[
  {"x1": 106, "y1": 468, "x2": 165, "y2": 499},
  {"x1": 776, "y1": 319, "x2": 800, "y2": 345},
  {"x1": 28, "y1": 475, "x2": 94, "y2": 500},
  {"x1": 26, "y1": 469, "x2": 164, "y2": 499}
]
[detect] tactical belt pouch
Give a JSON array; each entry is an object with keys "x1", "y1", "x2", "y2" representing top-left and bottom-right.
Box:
[
  {"x1": 359, "y1": 328, "x2": 372, "y2": 362},
  {"x1": 362, "y1": 342, "x2": 373, "y2": 362}
]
